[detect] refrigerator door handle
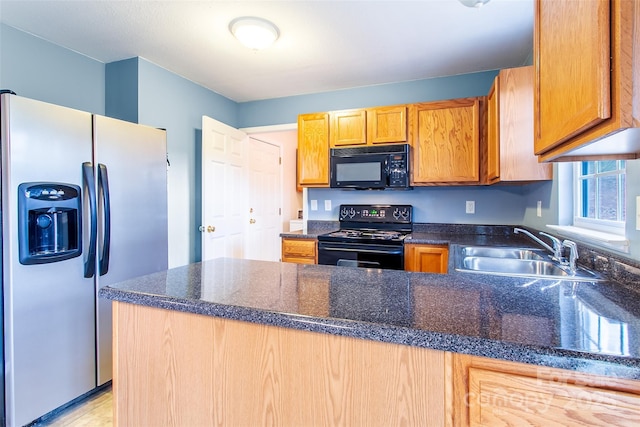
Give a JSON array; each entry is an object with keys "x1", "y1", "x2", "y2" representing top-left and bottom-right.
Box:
[
  {"x1": 83, "y1": 162, "x2": 97, "y2": 278},
  {"x1": 98, "y1": 163, "x2": 111, "y2": 276}
]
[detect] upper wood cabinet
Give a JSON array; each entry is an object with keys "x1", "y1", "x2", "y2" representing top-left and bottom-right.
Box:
[
  {"x1": 534, "y1": 0, "x2": 640, "y2": 161},
  {"x1": 485, "y1": 66, "x2": 552, "y2": 184},
  {"x1": 367, "y1": 105, "x2": 407, "y2": 144},
  {"x1": 410, "y1": 98, "x2": 482, "y2": 185},
  {"x1": 330, "y1": 109, "x2": 367, "y2": 147},
  {"x1": 297, "y1": 113, "x2": 330, "y2": 187},
  {"x1": 330, "y1": 105, "x2": 407, "y2": 147}
]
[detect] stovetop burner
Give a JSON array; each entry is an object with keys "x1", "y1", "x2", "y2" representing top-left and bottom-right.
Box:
[{"x1": 322, "y1": 229, "x2": 408, "y2": 241}]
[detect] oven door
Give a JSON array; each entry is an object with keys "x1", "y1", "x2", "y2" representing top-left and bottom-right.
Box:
[
  {"x1": 330, "y1": 153, "x2": 388, "y2": 189},
  {"x1": 317, "y1": 241, "x2": 404, "y2": 270}
]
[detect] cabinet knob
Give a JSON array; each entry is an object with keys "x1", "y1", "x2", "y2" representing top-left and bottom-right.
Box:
[{"x1": 249, "y1": 219, "x2": 256, "y2": 224}]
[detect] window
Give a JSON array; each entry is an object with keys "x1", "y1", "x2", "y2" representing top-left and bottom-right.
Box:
[{"x1": 574, "y1": 160, "x2": 626, "y2": 235}]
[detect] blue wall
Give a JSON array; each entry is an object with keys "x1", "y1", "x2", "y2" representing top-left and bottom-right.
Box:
[
  {"x1": 135, "y1": 58, "x2": 238, "y2": 267},
  {"x1": 237, "y1": 72, "x2": 497, "y2": 128},
  {"x1": 2, "y1": 23, "x2": 638, "y2": 263},
  {"x1": 0, "y1": 24, "x2": 105, "y2": 114}
]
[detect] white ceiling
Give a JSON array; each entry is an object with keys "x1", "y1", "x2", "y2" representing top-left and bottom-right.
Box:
[{"x1": 0, "y1": 0, "x2": 534, "y2": 103}]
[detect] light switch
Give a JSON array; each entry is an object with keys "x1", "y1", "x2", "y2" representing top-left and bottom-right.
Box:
[
  {"x1": 537, "y1": 201, "x2": 542, "y2": 217},
  {"x1": 324, "y1": 200, "x2": 332, "y2": 211},
  {"x1": 310, "y1": 199, "x2": 318, "y2": 211}
]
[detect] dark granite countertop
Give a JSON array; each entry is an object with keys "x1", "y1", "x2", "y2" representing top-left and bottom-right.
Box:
[{"x1": 100, "y1": 253, "x2": 640, "y2": 380}]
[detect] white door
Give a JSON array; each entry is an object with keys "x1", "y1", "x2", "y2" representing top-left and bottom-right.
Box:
[
  {"x1": 201, "y1": 116, "x2": 248, "y2": 261},
  {"x1": 246, "y1": 137, "x2": 282, "y2": 261}
]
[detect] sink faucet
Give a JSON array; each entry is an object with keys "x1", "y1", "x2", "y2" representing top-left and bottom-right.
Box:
[
  {"x1": 562, "y1": 240, "x2": 579, "y2": 275},
  {"x1": 513, "y1": 228, "x2": 564, "y2": 261}
]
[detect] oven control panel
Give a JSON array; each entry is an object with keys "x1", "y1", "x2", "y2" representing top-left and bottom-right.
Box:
[{"x1": 338, "y1": 204, "x2": 412, "y2": 223}]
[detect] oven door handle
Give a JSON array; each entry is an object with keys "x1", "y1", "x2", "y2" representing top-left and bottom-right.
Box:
[{"x1": 320, "y1": 247, "x2": 403, "y2": 255}]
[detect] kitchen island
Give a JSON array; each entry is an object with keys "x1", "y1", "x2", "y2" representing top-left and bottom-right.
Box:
[{"x1": 100, "y1": 256, "x2": 640, "y2": 426}]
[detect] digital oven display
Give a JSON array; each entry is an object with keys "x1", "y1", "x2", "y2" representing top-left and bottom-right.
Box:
[{"x1": 361, "y1": 208, "x2": 386, "y2": 219}]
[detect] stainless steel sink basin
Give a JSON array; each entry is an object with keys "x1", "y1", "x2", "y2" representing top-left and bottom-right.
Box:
[
  {"x1": 461, "y1": 246, "x2": 547, "y2": 260},
  {"x1": 455, "y1": 246, "x2": 605, "y2": 281}
]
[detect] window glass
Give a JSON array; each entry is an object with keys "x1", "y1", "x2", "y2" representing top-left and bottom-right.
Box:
[{"x1": 574, "y1": 160, "x2": 626, "y2": 233}]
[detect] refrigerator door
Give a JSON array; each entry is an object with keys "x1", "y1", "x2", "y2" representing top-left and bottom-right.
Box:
[
  {"x1": 93, "y1": 115, "x2": 168, "y2": 385},
  {"x1": 1, "y1": 95, "x2": 96, "y2": 426}
]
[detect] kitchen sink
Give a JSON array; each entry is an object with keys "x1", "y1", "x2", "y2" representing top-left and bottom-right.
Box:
[
  {"x1": 455, "y1": 246, "x2": 605, "y2": 281},
  {"x1": 460, "y1": 246, "x2": 547, "y2": 260}
]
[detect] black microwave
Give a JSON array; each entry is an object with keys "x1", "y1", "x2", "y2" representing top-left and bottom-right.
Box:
[{"x1": 330, "y1": 144, "x2": 410, "y2": 190}]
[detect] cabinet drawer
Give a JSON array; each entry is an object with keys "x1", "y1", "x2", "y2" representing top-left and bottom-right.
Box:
[
  {"x1": 282, "y1": 238, "x2": 317, "y2": 264},
  {"x1": 468, "y1": 367, "x2": 640, "y2": 426}
]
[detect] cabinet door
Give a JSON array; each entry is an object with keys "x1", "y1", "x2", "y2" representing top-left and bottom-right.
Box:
[
  {"x1": 487, "y1": 66, "x2": 552, "y2": 183},
  {"x1": 404, "y1": 244, "x2": 449, "y2": 273},
  {"x1": 330, "y1": 109, "x2": 367, "y2": 147},
  {"x1": 367, "y1": 105, "x2": 407, "y2": 144},
  {"x1": 534, "y1": 0, "x2": 611, "y2": 154},
  {"x1": 410, "y1": 98, "x2": 481, "y2": 184},
  {"x1": 485, "y1": 76, "x2": 500, "y2": 183},
  {"x1": 453, "y1": 354, "x2": 640, "y2": 427},
  {"x1": 297, "y1": 113, "x2": 329, "y2": 186}
]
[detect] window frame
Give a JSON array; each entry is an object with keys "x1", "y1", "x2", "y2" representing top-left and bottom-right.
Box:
[{"x1": 573, "y1": 160, "x2": 626, "y2": 236}]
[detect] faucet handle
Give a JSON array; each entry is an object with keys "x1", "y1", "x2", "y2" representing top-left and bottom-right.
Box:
[
  {"x1": 562, "y1": 240, "x2": 579, "y2": 274},
  {"x1": 562, "y1": 240, "x2": 579, "y2": 259},
  {"x1": 540, "y1": 232, "x2": 563, "y2": 260}
]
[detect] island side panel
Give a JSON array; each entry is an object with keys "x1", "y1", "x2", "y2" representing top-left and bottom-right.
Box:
[{"x1": 112, "y1": 301, "x2": 449, "y2": 426}]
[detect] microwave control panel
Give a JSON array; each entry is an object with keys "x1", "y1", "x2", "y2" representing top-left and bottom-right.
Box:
[{"x1": 387, "y1": 153, "x2": 409, "y2": 187}]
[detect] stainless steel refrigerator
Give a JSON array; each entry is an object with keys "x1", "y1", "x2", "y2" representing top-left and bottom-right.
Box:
[{"x1": 0, "y1": 92, "x2": 168, "y2": 426}]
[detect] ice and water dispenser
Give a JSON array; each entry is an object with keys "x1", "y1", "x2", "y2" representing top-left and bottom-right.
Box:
[{"x1": 18, "y1": 182, "x2": 82, "y2": 264}]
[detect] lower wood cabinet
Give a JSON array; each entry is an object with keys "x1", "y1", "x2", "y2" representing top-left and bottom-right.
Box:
[
  {"x1": 404, "y1": 243, "x2": 449, "y2": 273},
  {"x1": 281, "y1": 237, "x2": 317, "y2": 264},
  {"x1": 112, "y1": 301, "x2": 640, "y2": 427},
  {"x1": 452, "y1": 353, "x2": 640, "y2": 427}
]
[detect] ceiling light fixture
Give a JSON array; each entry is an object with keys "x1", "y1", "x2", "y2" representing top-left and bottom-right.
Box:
[
  {"x1": 458, "y1": 0, "x2": 491, "y2": 7},
  {"x1": 229, "y1": 17, "x2": 280, "y2": 50}
]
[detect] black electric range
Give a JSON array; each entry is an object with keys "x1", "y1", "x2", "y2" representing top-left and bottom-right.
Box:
[{"x1": 317, "y1": 204, "x2": 413, "y2": 270}]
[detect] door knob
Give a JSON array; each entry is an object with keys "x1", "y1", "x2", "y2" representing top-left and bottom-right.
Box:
[
  {"x1": 207, "y1": 225, "x2": 216, "y2": 233},
  {"x1": 249, "y1": 219, "x2": 256, "y2": 224}
]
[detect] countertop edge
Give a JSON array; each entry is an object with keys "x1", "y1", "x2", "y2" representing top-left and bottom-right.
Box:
[{"x1": 100, "y1": 285, "x2": 640, "y2": 380}]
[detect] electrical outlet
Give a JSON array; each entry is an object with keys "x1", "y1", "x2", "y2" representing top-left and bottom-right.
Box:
[
  {"x1": 465, "y1": 200, "x2": 475, "y2": 214},
  {"x1": 310, "y1": 199, "x2": 318, "y2": 211},
  {"x1": 537, "y1": 201, "x2": 542, "y2": 217},
  {"x1": 324, "y1": 200, "x2": 332, "y2": 211}
]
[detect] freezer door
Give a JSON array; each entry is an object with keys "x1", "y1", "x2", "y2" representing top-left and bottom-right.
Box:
[
  {"x1": 1, "y1": 94, "x2": 96, "y2": 426},
  {"x1": 93, "y1": 115, "x2": 168, "y2": 385}
]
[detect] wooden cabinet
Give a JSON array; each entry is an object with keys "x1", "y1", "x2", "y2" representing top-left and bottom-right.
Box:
[
  {"x1": 485, "y1": 66, "x2": 552, "y2": 183},
  {"x1": 410, "y1": 98, "x2": 482, "y2": 185},
  {"x1": 330, "y1": 109, "x2": 367, "y2": 147},
  {"x1": 113, "y1": 301, "x2": 448, "y2": 426},
  {"x1": 452, "y1": 353, "x2": 640, "y2": 427},
  {"x1": 297, "y1": 113, "x2": 330, "y2": 186},
  {"x1": 404, "y1": 243, "x2": 449, "y2": 273},
  {"x1": 534, "y1": 0, "x2": 640, "y2": 161},
  {"x1": 281, "y1": 237, "x2": 317, "y2": 264},
  {"x1": 367, "y1": 105, "x2": 407, "y2": 144},
  {"x1": 330, "y1": 105, "x2": 407, "y2": 147}
]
